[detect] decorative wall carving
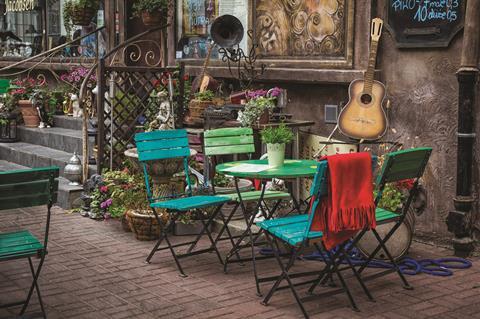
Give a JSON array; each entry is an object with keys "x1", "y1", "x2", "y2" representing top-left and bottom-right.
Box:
[{"x1": 255, "y1": 0, "x2": 353, "y2": 64}]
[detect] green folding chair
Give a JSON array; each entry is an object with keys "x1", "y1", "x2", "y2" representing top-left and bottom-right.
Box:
[
  {"x1": 0, "y1": 166, "x2": 59, "y2": 319},
  {"x1": 135, "y1": 129, "x2": 230, "y2": 277},
  {"x1": 257, "y1": 158, "x2": 376, "y2": 318},
  {"x1": 355, "y1": 147, "x2": 432, "y2": 288}
]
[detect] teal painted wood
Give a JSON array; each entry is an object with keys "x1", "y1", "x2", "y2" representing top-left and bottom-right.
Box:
[
  {"x1": 0, "y1": 166, "x2": 60, "y2": 185},
  {"x1": 134, "y1": 129, "x2": 187, "y2": 141},
  {"x1": 226, "y1": 190, "x2": 291, "y2": 202},
  {"x1": 0, "y1": 79, "x2": 10, "y2": 94},
  {"x1": 136, "y1": 138, "x2": 189, "y2": 151},
  {"x1": 216, "y1": 159, "x2": 319, "y2": 179},
  {"x1": 137, "y1": 147, "x2": 190, "y2": 162},
  {"x1": 0, "y1": 230, "x2": 43, "y2": 261},
  {"x1": 204, "y1": 127, "x2": 253, "y2": 138},
  {"x1": 151, "y1": 195, "x2": 230, "y2": 211}
]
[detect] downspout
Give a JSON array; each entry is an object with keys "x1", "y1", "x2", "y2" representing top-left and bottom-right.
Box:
[{"x1": 446, "y1": 0, "x2": 480, "y2": 257}]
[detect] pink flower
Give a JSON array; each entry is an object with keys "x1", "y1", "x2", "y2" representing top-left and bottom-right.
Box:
[{"x1": 100, "y1": 185, "x2": 108, "y2": 193}]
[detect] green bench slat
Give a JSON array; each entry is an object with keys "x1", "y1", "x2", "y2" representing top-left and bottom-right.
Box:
[
  {"x1": 379, "y1": 148, "x2": 432, "y2": 183},
  {"x1": 227, "y1": 190, "x2": 291, "y2": 202},
  {"x1": 204, "y1": 135, "x2": 254, "y2": 148},
  {"x1": 0, "y1": 193, "x2": 58, "y2": 210},
  {"x1": 0, "y1": 231, "x2": 43, "y2": 260},
  {"x1": 204, "y1": 127, "x2": 253, "y2": 138},
  {"x1": 204, "y1": 144, "x2": 255, "y2": 156},
  {"x1": 138, "y1": 147, "x2": 190, "y2": 161},
  {"x1": 151, "y1": 195, "x2": 230, "y2": 211},
  {"x1": 134, "y1": 129, "x2": 187, "y2": 141},
  {"x1": 136, "y1": 138, "x2": 189, "y2": 152},
  {"x1": 0, "y1": 166, "x2": 59, "y2": 185},
  {"x1": 0, "y1": 179, "x2": 59, "y2": 198}
]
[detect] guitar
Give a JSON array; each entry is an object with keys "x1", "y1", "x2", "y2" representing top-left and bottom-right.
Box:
[
  {"x1": 338, "y1": 18, "x2": 388, "y2": 141},
  {"x1": 191, "y1": 42, "x2": 218, "y2": 95}
]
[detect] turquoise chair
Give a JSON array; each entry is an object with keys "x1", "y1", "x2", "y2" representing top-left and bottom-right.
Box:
[
  {"x1": 0, "y1": 166, "x2": 59, "y2": 318},
  {"x1": 135, "y1": 129, "x2": 230, "y2": 277},
  {"x1": 257, "y1": 159, "x2": 375, "y2": 318}
]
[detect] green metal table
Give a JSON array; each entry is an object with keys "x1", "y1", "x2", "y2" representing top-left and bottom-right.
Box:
[{"x1": 216, "y1": 159, "x2": 319, "y2": 295}]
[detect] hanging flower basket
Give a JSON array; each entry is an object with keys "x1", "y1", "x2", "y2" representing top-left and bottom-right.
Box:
[
  {"x1": 141, "y1": 11, "x2": 164, "y2": 26},
  {"x1": 71, "y1": 6, "x2": 97, "y2": 26}
]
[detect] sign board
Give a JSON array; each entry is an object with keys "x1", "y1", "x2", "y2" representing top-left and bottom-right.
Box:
[
  {"x1": 386, "y1": 0, "x2": 465, "y2": 48},
  {"x1": 6, "y1": 0, "x2": 36, "y2": 12}
]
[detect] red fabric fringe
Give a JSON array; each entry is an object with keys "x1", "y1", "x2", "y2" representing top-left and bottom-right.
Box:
[{"x1": 311, "y1": 152, "x2": 376, "y2": 250}]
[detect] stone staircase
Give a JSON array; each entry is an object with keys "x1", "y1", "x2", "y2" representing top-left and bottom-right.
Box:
[{"x1": 0, "y1": 115, "x2": 96, "y2": 209}]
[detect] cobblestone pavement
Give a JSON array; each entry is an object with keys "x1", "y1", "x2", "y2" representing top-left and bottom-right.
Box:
[{"x1": 1, "y1": 206, "x2": 479, "y2": 319}]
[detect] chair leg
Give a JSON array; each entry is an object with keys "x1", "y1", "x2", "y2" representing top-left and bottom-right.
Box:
[
  {"x1": 338, "y1": 245, "x2": 374, "y2": 301},
  {"x1": 261, "y1": 234, "x2": 309, "y2": 319},
  {"x1": 371, "y1": 228, "x2": 412, "y2": 290},
  {"x1": 145, "y1": 210, "x2": 175, "y2": 264},
  {"x1": 19, "y1": 255, "x2": 46, "y2": 318},
  {"x1": 322, "y1": 243, "x2": 359, "y2": 312},
  {"x1": 200, "y1": 205, "x2": 225, "y2": 265},
  {"x1": 212, "y1": 204, "x2": 242, "y2": 261}
]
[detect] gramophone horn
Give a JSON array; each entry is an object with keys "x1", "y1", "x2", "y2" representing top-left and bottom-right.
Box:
[{"x1": 211, "y1": 14, "x2": 244, "y2": 48}]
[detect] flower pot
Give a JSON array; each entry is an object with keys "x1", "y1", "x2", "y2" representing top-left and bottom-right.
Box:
[
  {"x1": 18, "y1": 100, "x2": 40, "y2": 128},
  {"x1": 72, "y1": 6, "x2": 97, "y2": 26},
  {"x1": 126, "y1": 209, "x2": 166, "y2": 241},
  {"x1": 141, "y1": 11, "x2": 163, "y2": 26},
  {"x1": 267, "y1": 143, "x2": 286, "y2": 167}
]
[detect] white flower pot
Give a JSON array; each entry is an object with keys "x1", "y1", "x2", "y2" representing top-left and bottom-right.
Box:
[{"x1": 267, "y1": 143, "x2": 286, "y2": 167}]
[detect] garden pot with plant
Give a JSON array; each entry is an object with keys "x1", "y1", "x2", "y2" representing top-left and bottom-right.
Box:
[
  {"x1": 132, "y1": 0, "x2": 168, "y2": 26},
  {"x1": 261, "y1": 123, "x2": 294, "y2": 167},
  {"x1": 11, "y1": 77, "x2": 43, "y2": 128},
  {"x1": 239, "y1": 88, "x2": 282, "y2": 127},
  {"x1": 188, "y1": 89, "x2": 215, "y2": 121},
  {"x1": 64, "y1": 0, "x2": 100, "y2": 27}
]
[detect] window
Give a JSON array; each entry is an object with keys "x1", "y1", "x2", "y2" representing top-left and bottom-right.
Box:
[{"x1": 176, "y1": 0, "x2": 249, "y2": 59}]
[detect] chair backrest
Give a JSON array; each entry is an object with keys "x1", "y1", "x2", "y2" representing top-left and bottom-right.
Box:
[
  {"x1": 305, "y1": 156, "x2": 377, "y2": 237},
  {"x1": 203, "y1": 127, "x2": 255, "y2": 188},
  {"x1": 0, "y1": 166, "x2": 59, "y2": 210},
  {"x1": 134, "y1": 129, "x2": 192, "y2": 201},
  {"x1": 0, "y1": 166, "x2": 59, "y2": 250},
  {"x1": 204, "y1": 127, "x2": 255, "y2": 156},
  {"x1": 375, "y1": 147, "x2": 432, "y2": 212}
]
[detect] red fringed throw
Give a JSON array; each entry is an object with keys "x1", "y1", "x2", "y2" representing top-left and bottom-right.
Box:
[{"x1": 311, "y1": 152, "x2": 376, "y2": 250}]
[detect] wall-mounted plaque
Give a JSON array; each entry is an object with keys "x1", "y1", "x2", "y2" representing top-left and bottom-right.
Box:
[{"x1": 386, "y1": 0, "x2": 465, "y2": 48}]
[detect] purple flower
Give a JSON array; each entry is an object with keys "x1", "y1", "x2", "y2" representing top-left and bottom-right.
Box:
[
  {"x1": 100, "y1": 198, "x2": 113, "y2": 209},
  {"x1": 268, "y1": 87, "x2": 283, "y2": 97}
]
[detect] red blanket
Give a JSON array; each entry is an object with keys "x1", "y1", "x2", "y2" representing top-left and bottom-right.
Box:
[{"x1": 311, "y1": 152, "x2": 376, "y2": 250}]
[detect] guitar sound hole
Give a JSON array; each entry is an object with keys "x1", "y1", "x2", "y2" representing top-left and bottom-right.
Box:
[{"x1": 361, "y1": 94, "x2": 372, "y2": 104}]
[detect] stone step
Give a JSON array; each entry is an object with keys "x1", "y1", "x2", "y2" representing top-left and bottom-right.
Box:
[
  {"x1": 52, "y1": 115, "x2": 83, "y2": 131},
  {"x1": 0, "y1": 142, "x2": 97, "y2": 179},
  {"x1": 17, "y1": 126, "x2": 94, "y2": 155},
  {"x1": 0, "y1": 160, "x2": 83, "y2": 209}
]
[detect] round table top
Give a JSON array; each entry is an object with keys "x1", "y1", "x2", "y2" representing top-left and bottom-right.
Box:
[{"x1": 216, "y1": 159, "x2": 319, "y2": 179}]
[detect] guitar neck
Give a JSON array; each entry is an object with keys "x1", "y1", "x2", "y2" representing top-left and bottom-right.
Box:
[
  {"x1": 199, "y1": 44, "x2": 214, "y2": 83},
  {"x1": 363, "y1": 40, "x2": 379, "y2": 94}
]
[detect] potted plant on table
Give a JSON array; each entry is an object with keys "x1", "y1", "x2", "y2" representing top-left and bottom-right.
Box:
[
  {"x1": 64, "y1": 0, "x2": 100, "y2": 27},
  {"x1": 132, "y1": 0, "x2": 168, "y2": 26},
  {"x1": 239, "y1": 87, "x2": 283, "y2": 127},
  {"x1": 261, "y1": 123, "x2": 294, "y2": 167}
]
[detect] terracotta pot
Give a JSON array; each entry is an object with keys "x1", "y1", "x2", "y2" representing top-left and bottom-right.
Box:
[
  {"x1": 141, "y1": 11, "x2": 163, "y2": 26},
  {"x1": 72, "y1": 7, "x2": 97, "y2": 26},
  {"x1": 18, "y1": 100, "x2": 40, "y2": 128}
]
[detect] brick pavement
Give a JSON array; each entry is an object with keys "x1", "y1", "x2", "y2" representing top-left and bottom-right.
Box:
[{"x1": 0, "y1": 206, "x2": 479, "y2": 319}]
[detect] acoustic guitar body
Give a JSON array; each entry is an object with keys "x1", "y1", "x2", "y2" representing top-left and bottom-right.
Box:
[{"x1": 338, "y1": 79, "x2": 388, "y2": 140}]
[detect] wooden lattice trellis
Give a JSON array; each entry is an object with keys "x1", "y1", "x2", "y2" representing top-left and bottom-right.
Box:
[{"x1": 97, "y1": 64, "x2": 185, "y2": 170}]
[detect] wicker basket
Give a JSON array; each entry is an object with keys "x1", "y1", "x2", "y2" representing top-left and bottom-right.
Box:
[
  {"x1": 72, "y1": 7, "x2": 97, "y2": 26},
  {"x1": 126, "y1": 209, "x2": 166, "y2": 241},
  {"x1": 188, "y1": 99, "x2": 212, "y2": 120}
]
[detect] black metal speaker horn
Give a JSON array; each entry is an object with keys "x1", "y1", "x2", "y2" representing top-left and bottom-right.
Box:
[{"x1": 211, "y1": 15, "x2": 244, "y2": 48}]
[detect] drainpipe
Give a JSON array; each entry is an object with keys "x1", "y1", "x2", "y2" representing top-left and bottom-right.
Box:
[{"x1": 446, "y1": 0, "x2": 480, "y2": 257}]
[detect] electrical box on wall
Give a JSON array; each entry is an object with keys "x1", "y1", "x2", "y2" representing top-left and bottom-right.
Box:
[{"x1": 324, "y1": 104, "x2": 338, "y2": 124}]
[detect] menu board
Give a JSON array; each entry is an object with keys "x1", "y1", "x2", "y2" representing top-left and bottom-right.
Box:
[
  {"x1": 177, "y1": 0, "x2": 248, "y2": 59},
  {"x1": 386, "y1": 0, "x2": 465, "y2": 48}
]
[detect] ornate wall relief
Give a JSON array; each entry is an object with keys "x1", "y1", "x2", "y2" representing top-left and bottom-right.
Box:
[{"x1": 255, "y1": 0, "x2": 354, "y2": 67}]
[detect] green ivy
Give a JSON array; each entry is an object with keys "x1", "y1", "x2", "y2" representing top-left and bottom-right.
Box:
[{"x1": 132, "y1": 0, "x2": 168, "y2": 16}]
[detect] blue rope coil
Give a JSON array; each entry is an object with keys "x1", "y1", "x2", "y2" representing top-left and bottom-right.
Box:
[{"x1": 259, "y1": 247, "x2": 472, "y2": 277}]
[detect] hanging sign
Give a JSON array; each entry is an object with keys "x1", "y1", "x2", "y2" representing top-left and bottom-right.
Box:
[
  {"x1": 6, "y1": 0, "x2": 36, "y2": 12},
  {"x1": 386, "y1": 0, "x2": 465, "y2": 48}
]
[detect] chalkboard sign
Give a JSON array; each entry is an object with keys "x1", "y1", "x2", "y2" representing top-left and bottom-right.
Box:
[{"x1": 386, "y1": 0, "x2": 465, "y2": 48}]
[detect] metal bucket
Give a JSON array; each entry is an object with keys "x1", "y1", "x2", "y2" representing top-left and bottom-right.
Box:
[{"x1": 357, "y1": 207, "x2": 415, "y2": 261}]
